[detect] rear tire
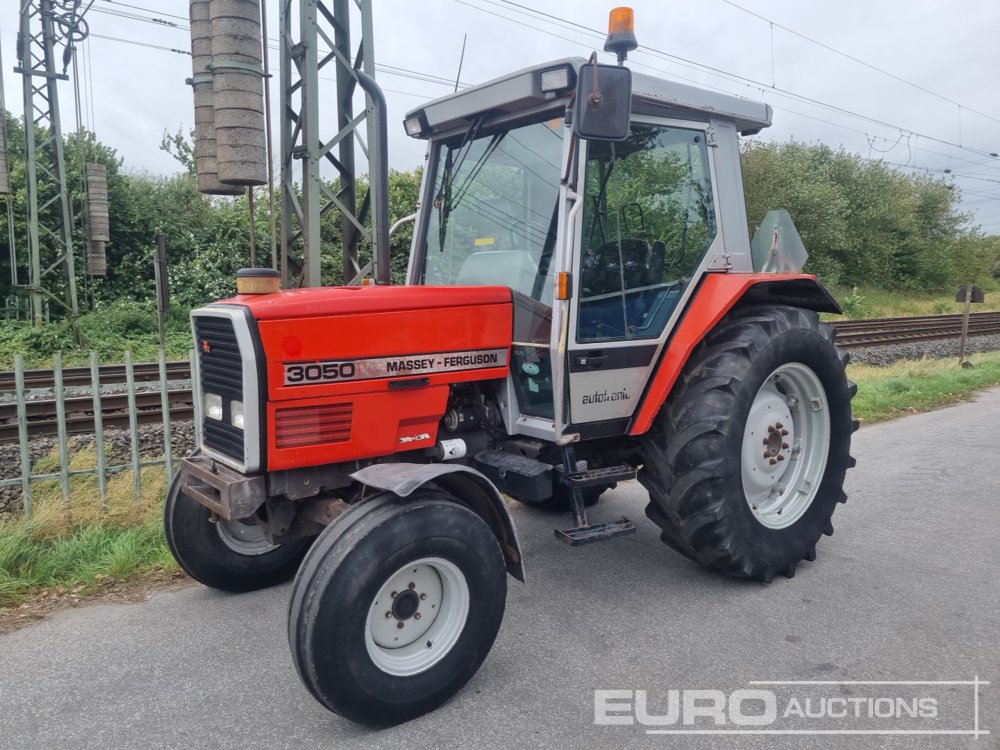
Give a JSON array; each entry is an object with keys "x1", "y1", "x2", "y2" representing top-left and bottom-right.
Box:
[
  {"x1": 163, "y1": 473, "x2": 310, "y2": 592},
  {"x1": 638, "y1": 305, "x2": 857, "y2": 582},
  {"x1": 288, "y1": 491, "x2": 507, "y2": 726}
]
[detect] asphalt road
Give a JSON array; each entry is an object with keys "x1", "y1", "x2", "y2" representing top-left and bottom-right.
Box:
[{"x1": 2, "y1": 391, "x2": 998, "y2": 750}]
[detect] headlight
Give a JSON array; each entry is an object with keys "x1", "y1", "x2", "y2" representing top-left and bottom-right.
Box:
[
  {"x1": 230, "y1": 400, "x2": 245, "y2": 430},
  {"x1": 204, "y1": 393, "x2": 223, "y2": 421}
]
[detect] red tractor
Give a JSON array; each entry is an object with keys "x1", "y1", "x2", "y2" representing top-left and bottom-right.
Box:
[{"x1": 166, "y1": 13, "x2": 856, "y2": 726}]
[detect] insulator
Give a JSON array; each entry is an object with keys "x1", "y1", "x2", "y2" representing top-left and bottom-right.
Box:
[
  {"x1": 208, "y1": 0, "x2": 267, "y2": 186},
  {"x1": 189, "y1": 0, "x2": 242, "y2": 195},
  {"x1": 85, "y1": 163, "x2": 110, "y2": 242},
  {"x1": 86, "y1": 240, "x2": 107, "y2": 276}
]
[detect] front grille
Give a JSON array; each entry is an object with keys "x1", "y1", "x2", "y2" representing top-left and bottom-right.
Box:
[
  {"x1": 275, "y1": 403, "x2": 352, "y2": 449},
  {"x1": 194, "y1": 314, "x2": 245, "y2": 463}
]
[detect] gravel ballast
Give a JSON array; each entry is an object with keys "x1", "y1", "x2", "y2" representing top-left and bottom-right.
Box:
[{"x1": 842, "y1": 332, "x2": 1000, "y2": 366}]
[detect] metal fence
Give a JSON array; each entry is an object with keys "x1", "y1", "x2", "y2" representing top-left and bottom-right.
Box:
[{"x1": 1, "y1": 349, "x2": 200, "y2": 516}]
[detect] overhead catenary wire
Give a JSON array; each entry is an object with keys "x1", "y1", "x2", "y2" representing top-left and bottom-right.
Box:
[
  {"x1": 483, "y1": 0, "x2": 1000, "y2": 161},
  {"x1": 716, "y1": 0, "x2": 1000, "y2": 129}
]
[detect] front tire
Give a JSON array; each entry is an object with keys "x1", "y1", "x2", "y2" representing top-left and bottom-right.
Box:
[
  {"x1": 163, "y1": 473, "x2": 310, "y2": 592},
  {"x1": 288, "y1": 491, "x2": 507, "y2": 726},
  {"x1": 638, "y1": 305, "x2": 857, "y2": 582}
]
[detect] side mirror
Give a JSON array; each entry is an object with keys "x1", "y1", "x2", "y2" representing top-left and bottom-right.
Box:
[{"x1": 572, "y1": 63, "x2": 632, "y2": 142}]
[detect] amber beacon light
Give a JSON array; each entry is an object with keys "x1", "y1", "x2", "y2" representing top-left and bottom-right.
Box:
[{"x1": 605, "y1": 7, "x2": 638, "y2": 64}]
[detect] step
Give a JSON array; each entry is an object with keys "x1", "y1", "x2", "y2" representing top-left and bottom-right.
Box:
[
  {"x1": 554, "y1": 517, "x2": 637, "y2": 546},
  {"x1": 557, "y1": 464, "x2": 636, "y2": 488}
]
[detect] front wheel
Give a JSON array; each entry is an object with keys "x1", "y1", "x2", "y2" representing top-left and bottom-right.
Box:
[
  {"x1": 288, "y1": 491, "x2": 507, "y2": 726},
  {"x1": 639, "y1": 305, "x2": 857, "y2": 582},
  {"x1": 163, "y1": 473, "x2": 310, "y2": 592}
]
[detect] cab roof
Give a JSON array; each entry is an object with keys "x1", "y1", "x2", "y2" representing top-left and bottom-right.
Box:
[{"x1": 405, "y1": 56, "x2": 772, "y2": 138}]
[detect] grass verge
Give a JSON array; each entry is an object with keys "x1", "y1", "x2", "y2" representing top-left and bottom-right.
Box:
[
  {"x1": 848, "y1": 352, "x2": 1000, "y2": 424},
  {"x1": 828, "y1": 286, "x2": 1000, "y2": 320},
  {"x1": 0, "y1": 452, "x2": 178, "y2": 610}
]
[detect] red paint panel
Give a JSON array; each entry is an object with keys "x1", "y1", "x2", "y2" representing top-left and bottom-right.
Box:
[
  {"x1": 629, "y1": 273, "x2": 816, "y2": 436},
  {"x1": 227, "y1": 284, "x2": 511, "y2": 320},
  {"x1": 266, "y1": 386, "x2": 449, "y2": 470},
  {"x1": 259, "y1": 302, "x2": 512, "y2": 401}
]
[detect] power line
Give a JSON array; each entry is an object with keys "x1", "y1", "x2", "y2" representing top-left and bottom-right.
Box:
[
  {"x1": 88, "y1": 33, "x2": 191, "y2": 56},
  {"x1": 487, "y1": 0, "x2": 1000, "y2": 160},
  {"x1": 97, "y1": 0, "x2": 188, "y2": 22},
  {"x1": 717, "y1": 0, "x2": 1000, "y2": 128}
]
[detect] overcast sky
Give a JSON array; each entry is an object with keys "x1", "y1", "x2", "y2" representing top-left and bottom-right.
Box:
[{"x1": 3, "y1": 1, "x2": 999, "y2": 232}]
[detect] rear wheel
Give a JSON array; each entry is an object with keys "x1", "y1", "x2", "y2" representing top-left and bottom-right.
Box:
[
  {"x1": 163, "y1": 473, "x2": 310, "y2": 592},
  {"x1": 288, "y1": 491, "x2": 507, "y2": 726},
  {"x1": 638, "y1": 305, "x2": 857, "y2": 582}
]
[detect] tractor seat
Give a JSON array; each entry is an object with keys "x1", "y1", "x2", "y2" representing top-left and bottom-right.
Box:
[
  {"x1": 456, "y1": 249, "x2": 544, "y2": 299},
  {"x1": 579, "y1": 238, "x2": 651, "y2": 340}
]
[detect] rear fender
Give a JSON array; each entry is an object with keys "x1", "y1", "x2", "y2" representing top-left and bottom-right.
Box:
[
  {"x1": 350, "y1": 463, "x2": 526, "y2": 582},
  {"x1": 629, "y1": 273, "x2": 840, "y2": 436}
]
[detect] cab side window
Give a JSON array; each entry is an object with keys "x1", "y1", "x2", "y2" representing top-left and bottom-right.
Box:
[{"x1": 578, "y1": 123, "x2": 717, "y2": 342}]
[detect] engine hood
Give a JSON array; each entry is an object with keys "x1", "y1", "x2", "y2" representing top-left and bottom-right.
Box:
[{"x1": 225, "y1": 284, "x2": 512, "y2": 320}]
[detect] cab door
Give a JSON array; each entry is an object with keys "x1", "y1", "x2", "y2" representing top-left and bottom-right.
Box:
[{"x1": 567, "y1": 117, "x2": 721, "y2": 430}]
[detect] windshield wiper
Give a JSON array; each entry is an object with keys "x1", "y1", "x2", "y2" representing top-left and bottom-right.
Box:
[{"x1": 435, "y1": 114, "x2": 487, "y2": 251}]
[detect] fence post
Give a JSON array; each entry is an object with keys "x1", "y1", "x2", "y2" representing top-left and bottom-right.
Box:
[
  {"x1": 90, "y1": 351, "x2": 108, "y2": 506},
  {"x1": 14, "y1": 354, "x2": 33, "y2": 517},
  {"x1": 158, "y1": 348, "x2": 174, "y2": 479},
  {"x1": 53, "y1": 352, "x2": 70, "y2": 507},
  {"x1": 125, "y1": 351, "x2": 142, "y2": 502}
]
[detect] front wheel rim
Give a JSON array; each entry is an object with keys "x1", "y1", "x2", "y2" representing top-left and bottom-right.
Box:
[
  {"x1": 365, "y1": 557, "x2": 470, "y2": 677},
  {"x1": 741, "y1": 362, "x2": 831, "y2": 530},
  {"x1": 215, "y1": 518, "x2": 279, "y2": 556}
]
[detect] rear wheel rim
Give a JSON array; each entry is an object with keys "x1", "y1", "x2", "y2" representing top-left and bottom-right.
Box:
[
  {"x1": 741, "y1": 362, "x2": 831, "y2": 530},
  {"x1": 365, "y1": 557, "x2": 470, "y2": 677}
]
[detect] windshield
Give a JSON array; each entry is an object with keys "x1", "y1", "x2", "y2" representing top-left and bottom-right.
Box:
[{"x1": 420, "y1": 117, "x2": 565, "y2": 303}]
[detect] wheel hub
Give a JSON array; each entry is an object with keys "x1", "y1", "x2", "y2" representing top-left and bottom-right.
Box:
[{"x1": 391, "y1": 589, "x2": 420, "y2": 620}]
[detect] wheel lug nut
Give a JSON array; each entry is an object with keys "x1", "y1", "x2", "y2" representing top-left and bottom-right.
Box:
[
  {"x1": 408, "y1": 582, "x2": 416, "y2": 590},
  {"x1": 769, "y1": 458, "x2": 778, "y2": 465},
  {"x1": 775, "y1": 422, "x2": 784, "y2": 429},
  {"x1": 781, "y1": 429, "x2": 789, "y2": 436},
  {"x1": 782, "y1": 442, "x2": 789, "y2": 449},
  {"x1": 777, "y1": 455, "x2": 785, "y2": 461},
  {"x1": 762, "y1": 438, "x2": 769, "y2": 445},
  {"x1": 385, "y1": 611, "x2": 392, "y2": 619},
  {"x1": 397, "y1": 621, "x2": 405, "y2": 629},
  {"x1": 391, "y1": 591, "x2": 398, "y2": 598},
  {"x1": 414, "y1": 612, "x2": 422, "y2": 620},
  {"x1": 419, "y1": 593, "x2": 427, "y2": 600}
]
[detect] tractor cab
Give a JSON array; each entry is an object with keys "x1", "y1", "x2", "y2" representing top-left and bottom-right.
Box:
[{"x1": 404, "y1": 56, "x2": 772, "y2": 442}]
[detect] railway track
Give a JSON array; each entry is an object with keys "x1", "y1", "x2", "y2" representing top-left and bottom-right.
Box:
[
  {"x1": 0, "y1": 389, "x2": 194, "y2": 443},
  {"x1": 832, "y1": 311, "x2": 1000, "y2": 348},
  {"x1": 2, "y1": 311, "x2": 999, "y2": 443},
  {"x1": 0, "y1": 360, "x2": 190, "y2": 391}
]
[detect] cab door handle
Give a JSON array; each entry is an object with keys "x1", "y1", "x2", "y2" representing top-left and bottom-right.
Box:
[{"x1": 574, "y1": 354, "x2": 606, "y2": 369}]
